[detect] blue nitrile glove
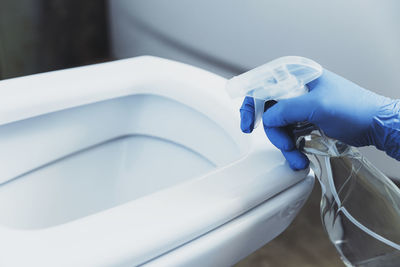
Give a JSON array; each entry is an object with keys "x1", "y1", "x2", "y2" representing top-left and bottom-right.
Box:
[{"x1": 240, "y1": 69, "x2": 400, "y2": 170}]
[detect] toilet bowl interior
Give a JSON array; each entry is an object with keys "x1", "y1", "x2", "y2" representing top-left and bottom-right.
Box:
[{"x1": 0, "y1": 94, "x2": 246, "y2": 229}]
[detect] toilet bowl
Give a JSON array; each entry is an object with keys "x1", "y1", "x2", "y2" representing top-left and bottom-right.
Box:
[{"x1": 0, "y1": 56, "x2": 314, "y2": 266}]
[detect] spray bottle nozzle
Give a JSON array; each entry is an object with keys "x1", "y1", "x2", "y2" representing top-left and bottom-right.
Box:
[{"x1": 226, "y1": 56, "x2": 323, "y2": 128}]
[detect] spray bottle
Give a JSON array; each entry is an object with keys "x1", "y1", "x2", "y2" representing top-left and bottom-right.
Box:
[{"x1": 226, "y1": 56, "x2": 400, "y2": 266}]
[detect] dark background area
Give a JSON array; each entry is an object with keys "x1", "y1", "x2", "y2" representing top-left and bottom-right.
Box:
[{"x1": 0, "y1": 0, "x2": 109, "y2": 80}]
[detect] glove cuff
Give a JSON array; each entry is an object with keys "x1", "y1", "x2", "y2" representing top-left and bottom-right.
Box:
[{"x1": 371, "y1": 99, "x2": 400, "y2": 160}]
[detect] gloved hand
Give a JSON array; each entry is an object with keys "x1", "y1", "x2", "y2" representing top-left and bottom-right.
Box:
[{"x1": 240, "y1": 69, "x2": 400, "y2": 170}]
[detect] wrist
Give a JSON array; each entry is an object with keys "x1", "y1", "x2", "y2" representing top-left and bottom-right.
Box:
[{"x1": 371, "y1": 98, "x2": 400, "y2": 160}]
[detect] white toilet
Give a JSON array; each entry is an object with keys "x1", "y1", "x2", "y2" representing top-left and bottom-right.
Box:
[{"x1": 0, "y1": 56, "x2": 314, "y2": 266}]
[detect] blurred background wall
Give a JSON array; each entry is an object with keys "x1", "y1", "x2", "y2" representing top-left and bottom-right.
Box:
[{"x1": 0, "y1": 0, "x2": 109, "y2": 79}]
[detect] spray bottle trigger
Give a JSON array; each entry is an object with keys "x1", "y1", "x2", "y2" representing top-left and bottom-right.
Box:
[
  {"x1": 254, "y1": 99, "x2": 265, "y2": 128},
  {"x1": 254, "y1": 99, "x2": 279, "y2": 128}
]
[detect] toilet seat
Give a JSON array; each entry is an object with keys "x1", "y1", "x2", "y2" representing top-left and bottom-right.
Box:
[{"x1": 0, "y1": 56, "x2": 314, "y2": 266}]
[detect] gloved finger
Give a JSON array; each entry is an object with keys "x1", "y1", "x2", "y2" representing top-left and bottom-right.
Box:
[
  {"x1": 240, "y1": 96, "x2": 255, "y2": 133},
  {"x1": 262, "y1": 94, "x2": 312, "y2": 128},
  {"x1": 281, "y1": 149, "x2": 310, "y2": 170},
  {"x1": 263, "y1": 126, "x2": 295, "y2": 151}
]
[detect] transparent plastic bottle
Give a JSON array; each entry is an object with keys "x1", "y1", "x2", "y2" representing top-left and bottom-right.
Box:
[
  {"x1": 293, "y1": 124, "x2": 400, "y2": 267},
  {"x1": 226, "y1": 56, "x2": 400, "y2": 266}
]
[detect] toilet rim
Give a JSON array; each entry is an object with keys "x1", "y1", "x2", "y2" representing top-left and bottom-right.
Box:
[{"x1": 0, "y1": 56, "x2": 312, "y2": 266}]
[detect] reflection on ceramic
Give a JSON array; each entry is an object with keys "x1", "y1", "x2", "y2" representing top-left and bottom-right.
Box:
[{"x1": 0, "y1": 57, "x2": 313, "y2": 266}]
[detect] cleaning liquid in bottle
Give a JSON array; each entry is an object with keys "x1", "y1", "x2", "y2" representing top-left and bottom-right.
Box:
[{"x1": 226, "y1": 56, "x2": 400, "y2": 266}]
